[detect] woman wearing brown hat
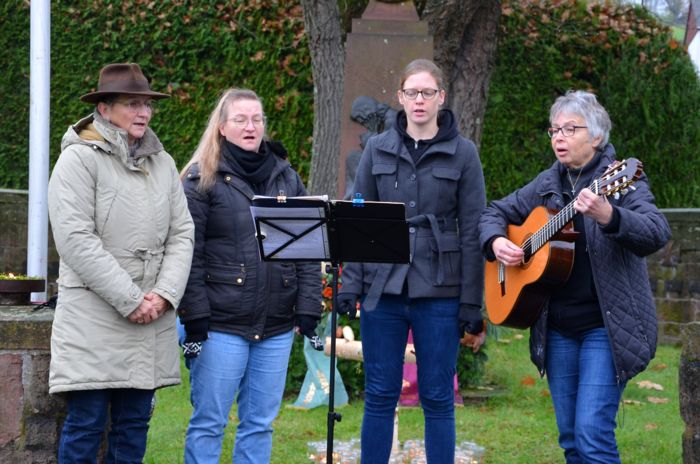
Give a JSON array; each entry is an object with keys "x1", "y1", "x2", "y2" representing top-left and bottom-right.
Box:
[{"x1": 47, "y1": 63, "x2": 194, "y2": 463}]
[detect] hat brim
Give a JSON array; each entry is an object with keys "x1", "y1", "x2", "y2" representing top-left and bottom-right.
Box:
[{"x1": 80, "y1": 90, "x2": 170, "y2": 104}]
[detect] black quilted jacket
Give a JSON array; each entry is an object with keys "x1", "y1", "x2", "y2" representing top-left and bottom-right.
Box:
[
  {"x1": 178, "y1": 151, "x2": 321, "y2": 341},
  {"x1": 479, "y1": 144, "x2": 671, "y2": 383}
]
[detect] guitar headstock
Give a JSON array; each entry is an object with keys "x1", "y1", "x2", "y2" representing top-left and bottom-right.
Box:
[{"x1": 596, "y1": 158, "x2": 644, "y2": 198}]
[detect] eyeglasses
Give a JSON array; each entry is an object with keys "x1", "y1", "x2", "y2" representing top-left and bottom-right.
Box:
[
  {"x1": 547, "y1": 125, "x2": 587, "y2": 138},
  {"x1": 227, "y1": 115, "x2": 266, "y2": 128},
  {"x1": 401, "y1": 88, "x2": 440, "y2": 100},
  {"x1": 114, "y1": 99, "x2": 155, "y2": 113}
]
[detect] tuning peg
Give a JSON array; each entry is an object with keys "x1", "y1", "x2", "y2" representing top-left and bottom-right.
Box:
[
  {"x1": 614, "y1": 192, "x2": 620, "y2": 200},
  {"x1": 629, "y1": 185, "x2": 636, "y2": 191},
  {"x1": 621, "y1": 188, "x2": 629, "y2": 195}
]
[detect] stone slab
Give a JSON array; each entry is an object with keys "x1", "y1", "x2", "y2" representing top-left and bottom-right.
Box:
[
  {"x1": 0, "y1": 354, "x2": 23, "y2": 447},
  {"x1": 0, "y1": 306, "x2": 54, "y2": 350}
]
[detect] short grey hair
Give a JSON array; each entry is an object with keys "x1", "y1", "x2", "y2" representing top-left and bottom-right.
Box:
[{"x1": 549, "y1": 90, "x2": 611, "y2": 146}]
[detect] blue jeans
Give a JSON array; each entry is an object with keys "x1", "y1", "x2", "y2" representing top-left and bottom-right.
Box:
[
  {"x1": 360, "y1": 294, "x2": 460, "y2": 464},
  {"x1": 58, "y1": 388, "x2": 155, "y2": 464},
  {"x1": 184, "y1": 329, "x2": 294, "y2": 464},
  {"x1": 546, "y1": 327, "x2": 626, "y2": 464}
]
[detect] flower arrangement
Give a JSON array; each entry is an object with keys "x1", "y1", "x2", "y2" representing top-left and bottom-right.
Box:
[
  {"x1": 321, "y1": 263, "x2": 336, "y2": 312},
  {"x1": 0, "y1": 273, "x2": 44, "y2": 280}
]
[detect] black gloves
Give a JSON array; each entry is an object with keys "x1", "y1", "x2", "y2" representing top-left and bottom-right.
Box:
[
  {"x1": 459, "y1": 304, "x2": 484, "y2": 336},
  {"x1": 336, "y1": 293, "x2": 359, "y2": 319},
  {"x1": 296, "y1": 315, "x2": 324, "y2": 351},
  {"x1": 183, "y1": 318, "x2": 209, "y2": 359}
]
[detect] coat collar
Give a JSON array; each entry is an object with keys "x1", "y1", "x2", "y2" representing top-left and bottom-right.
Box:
[
  {"x1": 374, "y1": 127, "x2": 460, "y2": 163},
  {"x1": 61, "y1": 112, "x2": 164, "y2": 164}
]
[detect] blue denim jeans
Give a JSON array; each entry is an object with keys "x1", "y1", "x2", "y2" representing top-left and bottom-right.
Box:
[
  {"x1": 360, "y1": 294, "x2": 460, "y2": 464},
  {"x1": 58, "y1": 388, "x2": 155, "y2": 464},
  {"x1": 184, "y1": 329, "x2": 294, "y2": 464},
  {"x1": 546, "y1": 327, "x2": 626, "y2": 464}
]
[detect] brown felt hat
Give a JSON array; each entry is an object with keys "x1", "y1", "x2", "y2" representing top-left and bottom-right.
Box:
[{"x1": 80, "y1": 63, "x2": 170, "y2": 103}]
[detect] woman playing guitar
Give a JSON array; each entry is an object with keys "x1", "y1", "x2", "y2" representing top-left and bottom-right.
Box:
[{"x1": 479, "y1": 90, "x2": 671, "y2": 463}]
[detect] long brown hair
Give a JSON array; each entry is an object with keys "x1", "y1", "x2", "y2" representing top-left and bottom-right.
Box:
[{"x1": 180, "y1": 88, "x2": 265, "y2": 192}]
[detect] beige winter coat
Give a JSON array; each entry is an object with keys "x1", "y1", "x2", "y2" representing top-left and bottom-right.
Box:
[{"x1": 47, "y1": 112, "x2": 194, "y2": 394}]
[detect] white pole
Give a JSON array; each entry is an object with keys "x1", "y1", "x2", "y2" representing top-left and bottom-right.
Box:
[{"x1": 27, "y1": 0, "x2": 51, "y2": 302}]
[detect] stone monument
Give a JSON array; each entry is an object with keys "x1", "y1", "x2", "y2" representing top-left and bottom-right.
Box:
[{"x1": 338, "y1": 0, "x2": 432, "y2": 197}]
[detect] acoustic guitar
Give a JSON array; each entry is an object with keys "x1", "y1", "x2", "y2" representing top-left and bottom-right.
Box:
[{"x1": 484, "y1": 158, "x2": 644, "y2": 329}]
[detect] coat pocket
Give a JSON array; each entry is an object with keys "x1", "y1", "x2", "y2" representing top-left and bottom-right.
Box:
[
  {"x1": 275, "y1": 264, "x2": 298, "y2": 316},
  {"x1": 429, "y1": 231, "x2": 461, "y2": 286},
  {"x1": 371, "y1": 163, "x2": 397, "y2": 193},
  {"x1": 205, "y1": 266, "x2": 246, "y2": 313},
  {"x1": 431, "y1": 167, "x2": 460, "y2": 200}
]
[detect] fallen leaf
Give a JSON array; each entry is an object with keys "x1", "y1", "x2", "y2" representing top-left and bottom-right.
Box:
[
  {"x1": 650, "y1": 363, "x2": 667, "y2": 371},
  {"x1": 647, "y1": 396, "x2": 669, "y2": 404},
  {"x1": 645, "y1": 423, "x2": 658, "y2": 430},
  {"x1": 497, "y1": 339, "x2": 512, "y2": 344},
  {"x1": 637, "y1": 380, "x2": 664, "y2": 391},
  {"x1": 514, "y1": 334, "x2": 524, "y2": 340},
  {"x1": 521, "y1": 375, "x2": 536, "y2": 387},
  {"x1": 540, "y1": 389, "x2": 551, "y2": 397},
  {"x1": 624, "y1": 399, "x2": 643, "y2": 405}
]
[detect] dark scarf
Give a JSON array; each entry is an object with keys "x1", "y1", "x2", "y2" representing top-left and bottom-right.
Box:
[{"x1": 221, "y1": 139, "x2": 276, "y2": 193}]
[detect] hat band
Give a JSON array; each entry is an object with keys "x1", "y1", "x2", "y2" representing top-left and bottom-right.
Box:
[{"x1": 97, "y1": 80, "x2": 154, "y2": 94}]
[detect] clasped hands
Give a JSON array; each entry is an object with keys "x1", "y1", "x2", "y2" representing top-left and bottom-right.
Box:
[{"x1": 127, "y1": 292, "x2": 170, "y2": 325}]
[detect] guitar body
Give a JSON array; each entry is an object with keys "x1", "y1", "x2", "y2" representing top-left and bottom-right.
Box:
[{"x1": 484, "y1": 206, "x2": 578, "y2": 329}]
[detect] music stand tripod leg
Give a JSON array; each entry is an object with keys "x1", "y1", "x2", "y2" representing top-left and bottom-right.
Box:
[{"x1": 326, "y1": 262, "x2": 343, "y2": 464}]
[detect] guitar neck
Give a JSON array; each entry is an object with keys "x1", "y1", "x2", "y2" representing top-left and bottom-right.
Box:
[{"x1": 522, "y1": 178, "x2": 601, "y2": 258}]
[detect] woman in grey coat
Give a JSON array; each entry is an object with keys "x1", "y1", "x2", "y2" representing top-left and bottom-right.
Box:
[
  {"x1": 48, "y1": 63, "x2": 194, "y2": 463},
  {"x1": 479, "y1": 90, "x2": 671, "y2": 463},
  {"x1": 338, "y1": 59, "x2": 487, "y2": 463}
]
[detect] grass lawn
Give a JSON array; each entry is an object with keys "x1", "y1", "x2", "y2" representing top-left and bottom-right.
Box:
[{"x1": 145, "y1": 327, "x2": 682, "y2": 463}]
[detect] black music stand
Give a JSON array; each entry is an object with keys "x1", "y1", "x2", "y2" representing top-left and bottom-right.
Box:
[{"x1": 251, "y1": 194, "x2": 410, "y2": 464}]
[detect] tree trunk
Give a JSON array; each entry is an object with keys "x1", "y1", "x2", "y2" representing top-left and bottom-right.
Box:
[
  {"x1": 422, "y1": 0, "x2": 501, "y2": 148},
  {"x1": 301, "y1": 0, "x2": 345, "y2": 196}
]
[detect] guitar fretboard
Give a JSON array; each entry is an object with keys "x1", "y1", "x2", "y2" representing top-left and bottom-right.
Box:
[{"x1": 521, "y1": 179, "x2": 600, "y2": 259}]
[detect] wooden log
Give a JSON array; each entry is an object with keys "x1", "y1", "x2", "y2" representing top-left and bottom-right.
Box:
[{"x1": 325, "y1": 337, "x2": 417, "y2": 364}]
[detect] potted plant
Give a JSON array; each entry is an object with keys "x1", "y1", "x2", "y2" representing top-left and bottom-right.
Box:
[{"x1": 0, "y1": 273, "x2": 46, "y2": 305}]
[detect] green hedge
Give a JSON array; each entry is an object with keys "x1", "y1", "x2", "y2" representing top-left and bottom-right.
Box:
[
  {"x1": 482, "y1": 1, "x2": 700, "y2": 207},
  {"x1": 0, "y1": 0, "x2": 314, "y2": 188}
]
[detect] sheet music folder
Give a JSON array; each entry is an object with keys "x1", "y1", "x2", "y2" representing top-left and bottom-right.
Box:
[{"x1": 250, "y1": 195, "x2": 409, "y2": 264}]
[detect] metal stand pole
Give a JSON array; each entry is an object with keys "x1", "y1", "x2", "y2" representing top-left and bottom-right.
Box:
[{"x1": 325, "y1": 262, "x2": 342, "y2": 464}]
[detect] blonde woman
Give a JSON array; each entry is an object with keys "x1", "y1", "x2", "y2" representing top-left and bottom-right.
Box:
[{"x1": 178, "y1": 88, "x2": 321, "y2": 464}]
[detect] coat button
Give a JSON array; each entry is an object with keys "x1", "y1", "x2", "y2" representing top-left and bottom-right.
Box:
[
  {"x1": 409, "y1": 227, "x2": 416, "y2": 233},
  {"x1": 409, "y1": 174, "x2": 416, "y2": 181},
  {"x1": 236, "y1": 278, "x2": 243, "y2": 284},
  {"x1": 409, "y1": 201, "x2": 416, "y2": 207},
  {"x1": 254, "y1": 335, "x2": 260, "y2": 340}
]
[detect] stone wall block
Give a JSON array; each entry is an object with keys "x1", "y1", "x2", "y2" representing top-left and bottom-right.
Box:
[
  {"x1": 25, "y1": 354, "x2": 64, "y2": 414},
  {"x1": 681, "y1": 322, "x2": 700, "y2": 463},
  {"x1": 0, "y1": 354, "x2": 23, "y2": 447},
  {"x1": 657, "y1": 299, "x2": 693, "y2": 323},
  {"x1": 683, "y1": 428, "x2": 700, "y2": 464}
]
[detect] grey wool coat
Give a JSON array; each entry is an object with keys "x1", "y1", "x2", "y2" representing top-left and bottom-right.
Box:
[
  {"x1": 478, "y1": 144, "x2": 671, "y2": 383},
  {"x1": 47, "y1": 112, "x2": 194, "y2": 394},
  {"x1": 340, "y1": 113, "x2": 486, "y2": 317}
]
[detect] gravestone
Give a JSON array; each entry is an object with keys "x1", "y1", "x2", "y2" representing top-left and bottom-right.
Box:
[{"x1": 338, "y1": 0, "x2": 432, "y2": 197}]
